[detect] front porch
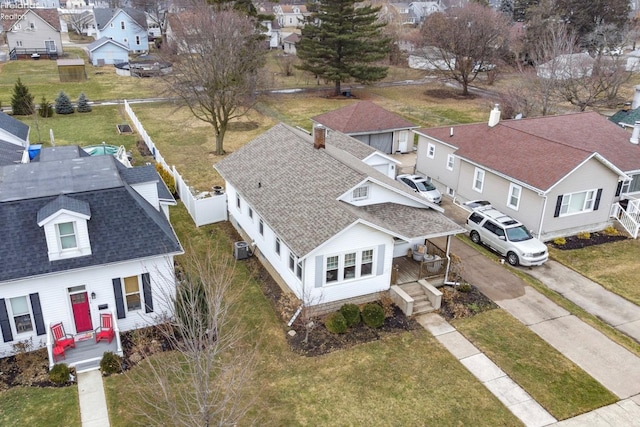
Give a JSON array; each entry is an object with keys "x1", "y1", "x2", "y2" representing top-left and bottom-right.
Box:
[{"x1": 391, "y1": 240, "x2": 449, "y2": 286}]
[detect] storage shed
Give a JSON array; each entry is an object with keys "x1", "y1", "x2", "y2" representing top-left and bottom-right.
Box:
[{"x1": 57, "y1": 59, "x2": 87, "y2": 82}]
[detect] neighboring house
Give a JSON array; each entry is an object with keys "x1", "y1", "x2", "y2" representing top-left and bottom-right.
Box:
[
  {"x1": 2, "y1": 8, "x2": 63, "y2": 58},
  {"x1": 311, "y1": 101, "x2": 418, "y2": 154},
  {"x1": 409, "y1": 1, "x2": 443, "y2": 22},
  {"x1": 626, "y1": 48, "x2": 640, "y2": 72},
  {"x1": 86, "y1": 36, "x2": 129, "y2": 66},
  {"x1": 93, "y1": 7, "x2": 149, "y2": 54},
  {"x1": 215, "y1": 123, "x2": 464, "y2": 308},
  {"x1": 609, "y1": 85, "x2": 640, "y2": 129},
  {"x1": 5, "y1": 0, "x2": 60, "y2": 7},
  {"x1": 0, "y1": 110, "x2": 30, "y2": 147},
  {"x1": 414, "y1": 105, "x2": 640, "y2": 241},
  {"x1": 389, "y1": 3, "x2": 419, "y2": 25},
  {"x1": 274, "y1": 4, "x2": 308, "y2": 28},
  {"x1": 0, "y1": 146, "x2": 183, "y2": 361},
  {"x1": 263, "y1": 19, "x2": 281, "y2": 49},
  {"x1": 282, "y1": 32, "x2": 299, "y2": 54},
  {"x1": 536, "y1": 52, "x2": 594, "y2": 80},
  {"x1": 0, "y1": 141, "x2": 25, "y2": 166}
]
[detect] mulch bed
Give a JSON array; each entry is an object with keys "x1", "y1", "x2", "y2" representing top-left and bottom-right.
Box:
[
  {"x1": 549, "y1": 232, "x2": 628, "y2": 250},
  {"x1": 438, "y1": 285, "x2": 498, "y2": 321}
]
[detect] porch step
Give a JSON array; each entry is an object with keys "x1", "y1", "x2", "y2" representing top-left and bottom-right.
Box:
[
  {"x1": 74, "y1": 359, "x2": 101, "y2": 374},
  {"x1": 402, "y1": 282, "x2": 423, "y2": 295},
  {"x1": 413, "y1": 300, "x2": 435, "y2": 315}
]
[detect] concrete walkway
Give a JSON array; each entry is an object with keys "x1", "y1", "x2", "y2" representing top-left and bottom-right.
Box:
[
  {"x1": 417, "y1": 313, "x2": 557, "y2": 427},
  {"x1": 77, "y1": 370, "x2": 110, "y2": 427},
  {"x1": 525, "y1": 260, "x2": 640, "y2": 343},
  {"x1": 451, "y1": 238, "x2": 640, "y2": 400}
]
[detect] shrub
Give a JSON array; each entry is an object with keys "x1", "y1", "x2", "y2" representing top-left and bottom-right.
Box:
[
  {"x1": 361, "y1": 303, "x2": 385, "y2": 328},
  {"x1": 38, "y1": 95, "x2": 53, "y2": 118},
  {"x1": 100, "y1": 352, "x2": 122, "y2": 375},
  {"x1": 379, "y1": 293, "x2": 395, "y2": 317},
  {"x1": 458, "y1": 282, "x2": 472, "y2": 293},
  {"x1": 55, "y1": 91, "x2": 74, "y2": 114},
  {"x1": 49, "y1": 363, "x2": 70, "y2": 384},
  {"x1": 324, "y1": 312, "x2": 347, "y2": 334},
  {"x1": 339, "y1": 303, "x2": 361, "y2": 327},
  {"x1": 77, "y1": 92, "x2": 92, "y2": 113},
  {"x1": 155, "y1": 163, "x2": 176, "y2": 195},
  {"x1": 603, "y1": 225, "x2": 619, "y2": 236},
  {"x1": 553, "y1": 237, "x2": 566, "y2": 246},
  {"x1": 576, "y1": 231, "x2": 591, "y2": 240}
]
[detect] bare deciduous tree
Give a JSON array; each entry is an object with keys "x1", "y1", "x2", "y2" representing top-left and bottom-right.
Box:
[
  {"x1": 131, "y1": 0, "x2": 169, "y2": 45},
  {"x1": 128, "y1": 244, "x2": 257, "y2": 426},
  {"x1": 418, "y1": 3, "x2": 511, "y2": 96},
  {"x1": 163, "y1": 3, "x2": 266, "y2": 155}
]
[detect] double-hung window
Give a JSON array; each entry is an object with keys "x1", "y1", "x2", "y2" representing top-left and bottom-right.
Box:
[
  {"x1": 10, "y1": 296, "x2": 33, "y2": 333},
  {"x1": 507, "y1": 183, "x2": 521, "y2": 210},
  {"x1": 324, "y1": 249, "x2": 375, "y2": 284},
  {"x1": 559, "y1": 190, "x2": 596, "y2": 216},
  {"x1": 427, "y1": 143, "x2": 435, "y2": 159},
  {"x1": 343, "y1": 253, "x2": 356, "y2": 279},
  {"x1": 361, "y1": 250, "x2": 373, "y2": 276},
  {"x1": 473, "y1": 168, "x2": 485, "y2": 192},
  {"x1": 326, "y1": 256, "x2": 339, "y2": 283},
  {"x1": 58, "y1": 222, "x2": 77, "y2": 250},
  {"x1": 124, "y1": 276, "x2": 141, "y2": 312},
  {"x1": 447, "y1": 154, "x2": 455, "y2": 171}
]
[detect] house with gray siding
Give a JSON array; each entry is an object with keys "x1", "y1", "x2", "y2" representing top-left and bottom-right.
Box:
[
  {"x1": 2, "y1": 8, "x2": 63, "y2": 57},
  {"x1": 414, "y1": 106, "x2": 640, "y2": 240},
  {"x1": 215, "y1": 123, "x2": 464, "y2": 309},
  {"x1": 0, "y1": 146, "x2": 182, "y2": 366}
]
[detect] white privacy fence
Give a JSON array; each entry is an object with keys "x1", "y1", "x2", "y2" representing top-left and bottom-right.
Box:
[{"x1": 123, "y1": 100, "x2": 227, "y2": 226}]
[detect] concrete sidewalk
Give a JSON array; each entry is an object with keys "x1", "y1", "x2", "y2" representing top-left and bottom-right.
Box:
[
  {"x1": 525, "y1": 260, "x2": 640, "y2": 343},
  {"x1": 77, "y1": 370, "x2": 110, "y2": 427},
  {"x1": 417, "y1": 313, "x2": 557, "y2": 427}
]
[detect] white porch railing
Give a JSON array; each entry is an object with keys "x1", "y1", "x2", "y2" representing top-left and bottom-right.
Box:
[{"x1": 610, "y1": 202, "x2": 640, "y2": 239}]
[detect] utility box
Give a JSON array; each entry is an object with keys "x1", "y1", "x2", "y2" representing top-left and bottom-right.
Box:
[{"x1": 234, "y1": 241, "x2": 249, "y2": 260}]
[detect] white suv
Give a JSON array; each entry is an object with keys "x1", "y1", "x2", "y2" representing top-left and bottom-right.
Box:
[{"x1": 465, "y1": 201, "x2": 548, "y2": 266}]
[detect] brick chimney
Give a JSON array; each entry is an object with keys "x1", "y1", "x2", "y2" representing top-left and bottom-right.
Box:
[
  {"x1": 488, "y1": 104, "x2": 501, "y2": 127},
  {"x1": 314, "y1": 124, "x2": 326, "y2": 149}
]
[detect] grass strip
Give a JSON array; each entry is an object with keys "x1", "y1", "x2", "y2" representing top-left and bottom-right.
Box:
[{"x1": 453, "y1": 310, "x2": 618, "y2": 420}]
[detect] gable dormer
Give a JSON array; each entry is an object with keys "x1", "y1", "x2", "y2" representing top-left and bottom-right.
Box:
[{"x1": 37, "y1": 195, "x2": 92, "y2": 261}]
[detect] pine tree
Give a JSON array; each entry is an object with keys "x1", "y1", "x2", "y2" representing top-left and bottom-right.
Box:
[
  {"x1": 38, "y1": 96, "x2": 53, "y2": 118},
  {"x1": 77, "y1": 92, "x2": 92, "y2": 113},
  {"x1": 11, "y1": 78, "x2": 34, "y2": 116},
  {"x1": 296, "y1": 0, "x2": 390, "y2": 97},
  {"x1": 55, "y1": 91, "x2": 74, "y2": 115}
]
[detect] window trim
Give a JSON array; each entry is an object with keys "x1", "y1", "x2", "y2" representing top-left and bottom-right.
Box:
[
  {"x1": 559, "y1": 189, "x2": 596, "y2": 217},
  {"x1": 123, "y1": 275, "x2": 142, "y2": 312},
  {"x1": 473, "y1": 168, "x2": 485, "y2": 193},
  {"x1": 9, "y1": 296, "x2": 33, "y2": 335},
  {"x1": 427, "y1": 143, "x2": 435, "y2": 159},
  {"x1": 352, "y1": 185, "x2": 369, "y2": 201},
  {"x1": 446, "y1": 154, "x2": 454, "y2": 171},
  {"x1": 507, "y1": 183, "x2": 522, "y2": 210},
  {"x1": 323, "y1": 248, "x2": 376, "y2": 286},
  {"x1": 57, "y1": 221, "x2": 78, "y2": 251}
]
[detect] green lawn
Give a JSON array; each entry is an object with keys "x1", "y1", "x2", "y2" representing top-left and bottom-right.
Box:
[
  {"x1": 104, "y1": 203, "x2": 520, "y2": 426},
  {"x1": 453, "y1": 310, "x2": 618, "y2": 420},
  {"x1": 0, "y1": 386, "x2": 81, "y2": 426},
  {"x1": 0, "y1": 48, "x2": 157, "y2": 103},
  {"x1": 548, "y1": 239, "x2": 640, "y2": 306}
]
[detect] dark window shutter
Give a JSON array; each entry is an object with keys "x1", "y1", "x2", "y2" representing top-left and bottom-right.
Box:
[
  {"x1": 554, "y1": 195, "x2": 563, "y2": 217},
  {"x1": 594, "y1": 188, "x2": 603, "y2": 211},
  {"x1": 112, "y1": 278, "x2": 126, "y2": 319},
  {"x1": 29, "y1": 293, "x2": 45, "y2": 336},
  {"x1": 0, "y1": 299, "x2": 13, "y2": 343},
  {"x1": 615, "y1": 181, "x2": 623, "y2": 197},
  {"x1": 142, "y1": 273, "x2": 153, "y2": 313}
]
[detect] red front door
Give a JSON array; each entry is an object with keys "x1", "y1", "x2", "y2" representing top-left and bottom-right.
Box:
[{"x1": 70, "y1": 292, "x2": 92, "y2": 332}]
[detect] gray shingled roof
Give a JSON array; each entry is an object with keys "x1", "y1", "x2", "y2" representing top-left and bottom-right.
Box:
[
  {"x1": 0, "y1": 147, "x2": 182, "y2": 282},
  {"x1": 117, "y1": 163, "x2": 175, "y2": 202},
  {"x1": 0, "y1": 140, "x2": 23, "y2": 166},
  {"x1": 94, "y1": 7, "x2": 148, "y2": 31},
  {"x1": 0, "y1": 111, "x2": 29, "y2": 142},
  {"x1": 37, "y1": 194, "x2": 91, "y2": 223},
  {"x1": 87, "y1": 36, "x2": 129, "y2": 52},
  {"x1": 215, "y1": 123, "x2": 462, "y2": 257}
]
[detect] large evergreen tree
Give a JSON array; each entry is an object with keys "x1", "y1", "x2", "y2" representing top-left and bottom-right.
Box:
[
  {"x1": 11, "y1": 78, "x2": 34, "y2": 116},
  {"x1": 296, "y1": 0, "x2": 390, "y2": 96}
]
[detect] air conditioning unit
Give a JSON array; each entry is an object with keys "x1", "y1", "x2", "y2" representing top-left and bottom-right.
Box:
[{"x1": 234, "y1": 241, "x2": 249, "y2": 260}]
